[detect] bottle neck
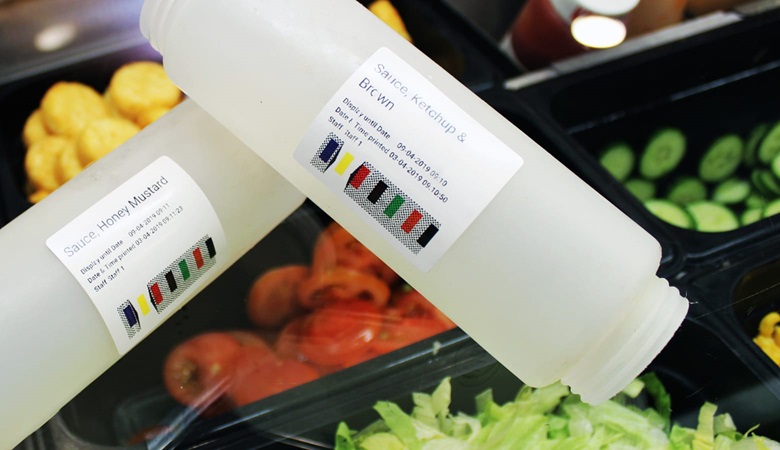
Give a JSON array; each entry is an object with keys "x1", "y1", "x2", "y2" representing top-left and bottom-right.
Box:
[
  {"x1": 561, "y1": 276, "x2": 688, "y2": 404},
  {"x1": 140, "y1": 0, "x2": 178, "y2": 55}
]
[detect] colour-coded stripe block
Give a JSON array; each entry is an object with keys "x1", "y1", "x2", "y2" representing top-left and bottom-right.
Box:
[
  {"x1": 311, "y1": 133, "x2": 344, "y2": 172},
  {"x1": 165, "y1": 271, "x2": 177, "y2": 292},
  {"x1": 137, "y1": 294, "x2": 150, "y2": 316},
  {"x1": 150, "y1": 283, "x2": 164, "y2": 305},
  {"x1": 179, "y1": 260, "x2": 190, "y2": 281},
  {"x1": 335, "y1": 153, "x2": 354, "y2": 175},
  {"x1": 343, "y1": 162, "x2": 440, "y2": 254},
  {"x1": 118, "y1": 300, "x2": 141, "y2": 339},
  {"x1": 206, "y1": 237, "x2": 216, "y2": 258},
  {"x1": 123, "y1": 304, "x2": 138, "y2": 328},
  {"x1": 384, "y1": 195, "x2": 404, "y2": 218},
  {"x1": 368, "y1": 181, "x2": 387, "y2": 204},
  {"x1": 320, "y1": 139, "x2": 340, "y2": 163},
  {"x1": 193, "y1": 247, "x2": 204, "y2": 269},
  {"x1": 146, "y1": 235, "x2": 217, "y2": 314},
  {"x1": 349, "y1": 164, "x2": 371, "y2": 190},
  {"x1": 417, "y1": 224, "x2": 439, "y2": 248},
  {"x1": 401, "y1": 210, "x2": 423, "y2": 233}
]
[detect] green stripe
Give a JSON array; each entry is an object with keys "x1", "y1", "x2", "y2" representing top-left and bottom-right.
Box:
[
  {"x1": 179, "y1": 260, "x2": 190, "y2": 280},
  {"x1": 384, "y1": 195, "x2": 404, "y2": 218}
]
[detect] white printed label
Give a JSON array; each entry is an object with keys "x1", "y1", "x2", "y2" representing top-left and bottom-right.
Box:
[
  {"x1": 294, "y1": 47, "x2": 523, "y2": 271},
  {"x1": 46, "y1": 156, "x2": 226, "y2": 354}
]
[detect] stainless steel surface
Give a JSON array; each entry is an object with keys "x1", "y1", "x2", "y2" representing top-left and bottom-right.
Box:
[
  {"x1": 735, "y1": 0, "x2": 780, "y2": 15},
  {"x1": 551, "y1": 11, "x2": 742, "y2": 74}
]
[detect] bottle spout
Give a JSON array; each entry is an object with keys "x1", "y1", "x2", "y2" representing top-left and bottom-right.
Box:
[
  {"x1": 140, "y1": 0, "x2": 176, "y2": 54},
  {"x1": 562, "y1": 276, "x2": 689, "y2": 404}
]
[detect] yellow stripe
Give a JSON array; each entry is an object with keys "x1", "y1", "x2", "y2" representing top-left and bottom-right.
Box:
[
  {"x1": 137, "y1": 294, "x2": 150, "y2": 316},
  {"x1": 335, "y1": 152, "x2": 355, "y2": 175}
]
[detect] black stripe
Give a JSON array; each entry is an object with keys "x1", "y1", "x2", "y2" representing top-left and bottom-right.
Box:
[
  {"x1": 205, "y1": 237, "x2": 216, "y2": 258},
  {"x1": 165, "y1": 271, "x2": 177, "y2": 292},
  {"x1": 417, "y1": 224, "x2": 439, "y2": 248},
  {"x1": 367, "y1": 181, "x2": 388, "y2": 204}
]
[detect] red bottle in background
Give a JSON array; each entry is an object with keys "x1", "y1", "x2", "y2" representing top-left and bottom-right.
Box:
[
  {"x1": 626, "y1": 0, "x2": 687, "y2": 38},
  {"x1": 509, "y1": 0, "x2": 639, "y2": 70}
]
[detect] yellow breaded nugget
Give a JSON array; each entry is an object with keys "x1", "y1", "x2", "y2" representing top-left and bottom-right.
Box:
[
  {"x1": 76, "y1": 117, "x2": 140, "y2": 166},
  {"x1": 103, "y1": 91, "x2": 124, "y2": 118},
  {"x1": 56, "y1": 139, "x2": 84, "y2": 184},
  {"x1": 22, "y1": 109, "x2": 50, "y2": 147},
  {"x1": 369, "y1": 0, "x2": 412, "y2": 42},
  {"x1": 40, "y1": 82, "x2": 108, "y2": 136},
  {"x1": 25, "y1": 136, "x2": 75, "y2": 191},
  {"x1": 107, "y1": 61, "x2": 181, "y2": 121},
  {"x1": 28, "y1": 190, "x2": 50, "y2": 204},
  {"x1": 135, "y1": 106, "x2": 171, "y2": 128}
]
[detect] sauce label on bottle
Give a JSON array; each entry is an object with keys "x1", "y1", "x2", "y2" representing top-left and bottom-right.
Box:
[
  {"x1": 46, "y1": 156, "x2": 226, "y2": 354},
  {"x1": 294, "y1": 47, "x2": 523, "y2": 271}
]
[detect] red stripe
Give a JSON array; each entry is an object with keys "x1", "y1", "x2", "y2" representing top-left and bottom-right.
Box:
[
  {"x1": 194, "y1": 247, "x2": 204, "y2": 268},
  {"x1": 401, "y1": 210, "x2": 423, "y2": 233},
  {"x1": 349, "y1": 165, "x2": 371, "y2": 189},
  {"x1": 151, "y1": 283, "x2": 164, "y2": 305}
]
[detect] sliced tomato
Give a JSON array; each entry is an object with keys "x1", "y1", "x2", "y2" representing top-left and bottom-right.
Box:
[
  {"x1": 233, "y1": 344, "x2": 280, "y2": 376},
  {"x1": 246, "y1": 265, "x2": 310, "y2": 329},
  {"x1": 274, "y1": 317, "x2": 308, "y2": 362},
  {"x1": 298, "y1": 301, "x2": 383, "y2": 367},
  {"x1": 312, "y1": 222, "x2": 399, "y2": 285},
  {"x1": 228, "y1": 330, "x2": 274, "y2": 350},
  {"x1": 390, "y1": 287, "x2": 457, "y2": 329},
  {"x1": 229, "y1": 359, "x2": 320, "y2": 407},
  {"x1": 337, "y1": 348, "x2": 380, "y2": 369},
  {"x1": 162, "y1": 332, "x2": 242, "y2": 413},
  {"x1": 297, "y1": 267, "x2": 390, "y2": 309},
  {"x1": 372, "y1": 316, "x2": 449, "y2": 356}
]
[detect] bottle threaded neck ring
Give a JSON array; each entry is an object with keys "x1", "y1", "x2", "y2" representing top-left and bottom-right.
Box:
[
  {"x1": 562, "y1": 276, "x2": 689, "y2": 404},
  {"x1": 140, "y1": 0, "x2": 179, "y2": 55}
]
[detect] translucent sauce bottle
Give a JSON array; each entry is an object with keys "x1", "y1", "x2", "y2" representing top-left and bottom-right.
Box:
[
  {"x1": 140, "y1": 0, "x2": 689, "y2": 405},
  {"x1": 0, "y1": 100, "x2": 305, "y2": 449}
]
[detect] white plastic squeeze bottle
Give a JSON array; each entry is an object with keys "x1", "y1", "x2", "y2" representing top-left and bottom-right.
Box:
[
  {"x1": 140, "y1": 0, "x2": 689, "y2": 404},
  {"x1": 0, "y1": 99, "x2": 306, "y2": 449}
]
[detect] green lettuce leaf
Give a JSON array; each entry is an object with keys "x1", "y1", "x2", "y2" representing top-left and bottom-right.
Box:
[{"x1": 336, "y1": 375, "x2": 780, "y2": 450}]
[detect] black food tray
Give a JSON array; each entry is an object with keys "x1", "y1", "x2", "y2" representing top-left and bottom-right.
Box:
[
  {"x1": 505, "y1": 8, "x2": 780, "y2": 264},
  {"x1": 164, "y1": 317, "x2": 780, "y2": 449},
  {"x1": 681, "y1": 232, "x2": 780, "y2": 400}
]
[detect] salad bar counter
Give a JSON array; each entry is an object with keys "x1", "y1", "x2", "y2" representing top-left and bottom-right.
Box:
[{"x1": 5, "y1": 0, "x2": 780, "y2": 449}]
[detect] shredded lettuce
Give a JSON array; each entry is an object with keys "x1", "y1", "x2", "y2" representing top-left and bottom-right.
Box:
[{"x1": 334, "y1": 375, "x2": 780, "y2": 450}]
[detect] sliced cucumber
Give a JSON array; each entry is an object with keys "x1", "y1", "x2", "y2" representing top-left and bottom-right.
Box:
[
  {"x1": 624, "y1": 178, "x2": 656, "y2": 202},
  {"x1": 764, "y1": 198, "x2": 780, "y2": 218},
  {"x1": 711, "y1": 178, "x2": 751, "y2": 204},
  {"x1": 599, "y1": 142, "x2": 635, "y2": 182},
  {"x1": 741, "y1": 208, "x2": 764, "y2": 226},
  {"x1": 744, "y1": 123, "x2": 768, "y2": 167},
  {"x1": 758, "y1": 121, "x2": 780, "y2": 165},
  {"x1": 685, "y1": 201, "x2": 740, "y2": 232},
  {"x1": 666, "y1": 176, "x2": 707, "y2": 205},
  {"x1": 752, "y1": 169, "x2": 780, "y2": 197},
  {"x1": 639, "y1": 128, "x2": 686, "y2": 180},
  {"x1": 644, "y1": 199, "x2": 694, "y2": 229},
  {"x1": 771, "y1": 153, "x2": 780, "y2": 180},
  {"x1": 745, "y1": 192, "x2": 767, "y2": 209},
  {"x1": 698, "y1": 134, "x2": 744, "y2": 183}
]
